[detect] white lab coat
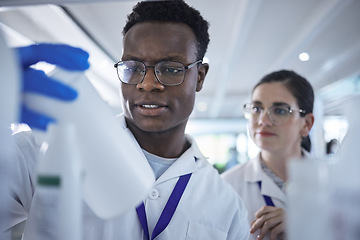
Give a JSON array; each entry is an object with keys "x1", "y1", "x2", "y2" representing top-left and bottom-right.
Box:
[
  {"x1": 222, "y1": 155, "x2": 286, "y2": 240},
  {"x1": 5, "y1": 116, "x2": 250, "y2": 240},
  {"x1": 222, "y1": 151, "x2": 311, "y2": 240}
]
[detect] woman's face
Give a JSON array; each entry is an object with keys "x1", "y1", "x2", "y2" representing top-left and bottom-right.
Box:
[{"x1": 248, "y1": 82, "x2": 308, "y2": 155}]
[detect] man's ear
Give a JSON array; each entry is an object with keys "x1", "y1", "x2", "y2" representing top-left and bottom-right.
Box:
[
  {"x1": 301, "y1": 113, "x2": 315, "y2": 137},
  {"x1": 196, "y1": 63, "x2": 209, "y2": 92}
]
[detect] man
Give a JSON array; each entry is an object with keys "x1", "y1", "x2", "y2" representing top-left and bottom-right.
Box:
[{"x1": 7, "y1": 1, "x2": 249, "y2": 239}]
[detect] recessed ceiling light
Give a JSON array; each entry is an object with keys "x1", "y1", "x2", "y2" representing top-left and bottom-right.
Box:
[{"x1": 299, "y1": 52, "x2": 310, "y2": 62}]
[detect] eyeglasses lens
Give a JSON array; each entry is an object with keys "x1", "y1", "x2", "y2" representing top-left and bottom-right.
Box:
[
  {"x1": 243, "y1": 105, "x2": 291, "y2": 125},
  {"x1": 116, "y1": 61, "x2": 185, "y2": 86},
  {"x1": 116, "y1": 61, "x2": 144, "y2": 85},
  {"x1": 155, "y1": 62, "x2": 185, "y2": 85},
  {"x1": 268, "y1": 106, "x2": 291, "y2": 125}
]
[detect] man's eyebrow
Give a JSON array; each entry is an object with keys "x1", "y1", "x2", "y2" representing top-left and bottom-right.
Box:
[
  {"x1": 121, "y1": 55, "x2": 186, "y2": 62},
  {"x1": 121, "y1": 55, "x2": 142, "y2": 61},
  {"x1": 162, "y1": 56, "x2": 186, "y2": 62}
]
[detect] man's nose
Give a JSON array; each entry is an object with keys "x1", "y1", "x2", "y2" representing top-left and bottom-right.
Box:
[{"x1": 136, "y1": 67, "x2": 164, "y2": 91}]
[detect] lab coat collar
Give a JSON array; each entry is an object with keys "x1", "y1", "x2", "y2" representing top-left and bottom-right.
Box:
[
  {"x1": 244, "y1": 154, "x2": 286, "y2": 204},
  {"x1": 116, "y1": 113, "x2": 127, "y2": 128},
  {"x1": 116, "y1": 114, "x2": 206, "y2": 184},
  {"x1": 156, "y1": 135, "x2": 206, "y2": 184},
  {"x1": 242, "y1": 154, "x2": 262, "y2": 183}
]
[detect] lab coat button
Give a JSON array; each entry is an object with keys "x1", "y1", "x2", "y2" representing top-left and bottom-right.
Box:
[{"x1": 149, "y1": 189, "x2": 159, "y2": 199}]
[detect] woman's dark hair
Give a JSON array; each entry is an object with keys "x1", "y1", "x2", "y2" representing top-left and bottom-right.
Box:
[
  {"x1": 301, "y1": 135, "x2": 312, "y2": 152},
  {"x1": 253, "y1": 70, "x2": 314, "y2": 115},
  {"x1": 123, "y1": 0, "x2": 210, "y2": 61}
]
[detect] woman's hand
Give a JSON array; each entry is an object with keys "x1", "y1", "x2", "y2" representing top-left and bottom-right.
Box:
[{"x1": 250, "y1": 206, "x2": 286, "y2": 240}]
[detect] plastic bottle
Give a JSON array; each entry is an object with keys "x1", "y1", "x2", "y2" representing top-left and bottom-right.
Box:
[
  {"x1": 286, "y1": 156, "x2": 330, "y2": 240},
  {"x1": 23, "y1": 67, "x2": 155, "y2": 219},
  {"x1": 0, "y1": 28, "x2": 19, "y2": 240},
  {"x1": 0, "y1": 28, "x2": 19, "y2": 159},
  {"x1": 327, "y1": 95, "x2": 360, "y2": 240},
  {"x1": 24, "y1": 123, "x2": 82, "y2": 240}
]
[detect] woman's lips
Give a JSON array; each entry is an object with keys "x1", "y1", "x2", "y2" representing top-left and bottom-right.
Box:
[{"x1": 257, "y1": 131, "x2": 276, "y2": 137}]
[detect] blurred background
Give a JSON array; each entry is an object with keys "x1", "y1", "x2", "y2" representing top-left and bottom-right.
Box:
[{"x1": 1, "y1": 0, "x2": 359, "y2": 172}]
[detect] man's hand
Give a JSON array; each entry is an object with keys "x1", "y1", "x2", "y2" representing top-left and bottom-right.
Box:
[
  {"x1": 250, "y1": 206, "x2": 286, "y2": 240},
  {"x1": 16, "y1": 43, "x2": 89, "y2": 130}
]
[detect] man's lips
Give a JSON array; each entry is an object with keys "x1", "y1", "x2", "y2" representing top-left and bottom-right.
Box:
[
  {"x1": 135, "y1": 104, "x2": 167, "y2": 116},
  {"x1": 140, "y1": 104, "x2": 162, "y2": 109}
]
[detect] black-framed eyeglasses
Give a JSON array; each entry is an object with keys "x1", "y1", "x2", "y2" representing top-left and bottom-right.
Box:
[
  {"x1": 243, "y1": 103, "x2": 306, "y2": 125},
  {"x1": 114, "y1": 59, "x2": 202, "y2": 86}
]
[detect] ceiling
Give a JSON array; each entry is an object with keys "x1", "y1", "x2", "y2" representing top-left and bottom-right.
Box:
[{"x1": 1, "y1": 0, "x2": 360, "y2": 124}]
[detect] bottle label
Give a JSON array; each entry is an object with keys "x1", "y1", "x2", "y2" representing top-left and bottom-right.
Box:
[
  {"x1": 33, "y1": 175, "x2": 61, "y2": 240},
  {"x1": 38, "y1": 175, "x2": 61, "y2": 187}
]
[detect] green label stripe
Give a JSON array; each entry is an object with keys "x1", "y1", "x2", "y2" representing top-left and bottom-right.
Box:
[{"x1": 37, "y1": 175, "x2": 61, "y2": 186}]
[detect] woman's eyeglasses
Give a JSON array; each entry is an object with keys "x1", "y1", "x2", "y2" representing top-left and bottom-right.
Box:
[{"x1": 243, "y1": 103, "x2": 306, "y2": 125}]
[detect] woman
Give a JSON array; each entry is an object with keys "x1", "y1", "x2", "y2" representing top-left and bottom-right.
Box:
[{"x1": 222, "y1": 70, "x2": 315, "y2": 240}]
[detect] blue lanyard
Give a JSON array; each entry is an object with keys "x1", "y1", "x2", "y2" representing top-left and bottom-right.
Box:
[
  {"x1": 257, "y1": 181, "x2": 275, "y2": 207},
  {"x1": 136, "y1": 173, "x2": 192, "y2": 240}
]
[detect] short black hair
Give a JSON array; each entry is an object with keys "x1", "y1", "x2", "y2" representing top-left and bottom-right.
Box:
[
  {"x1": 253, "y1": 70, "x2": 314, "y2": 115},
  {"x1": 123, "y1": 0, "x2": 210, "y2": 61}
]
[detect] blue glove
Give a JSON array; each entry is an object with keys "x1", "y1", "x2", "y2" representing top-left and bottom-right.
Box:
[{"x1": 16, "y1": 43, "x2": 90, "y2": 130}]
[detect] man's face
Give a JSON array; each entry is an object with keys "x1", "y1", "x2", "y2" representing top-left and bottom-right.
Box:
[{"x1": 121, "y1": 22, "x2": 207, "y2": 134}]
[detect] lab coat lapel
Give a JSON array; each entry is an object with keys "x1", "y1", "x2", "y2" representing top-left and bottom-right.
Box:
[
  {"x1": 244, "y1": 155, "x2": 287, "y2": 204},
  {"x1": 156, "y1": 148, "x2": 197, "y2": 184},
  {"x1": 260, "y1": 172, "x2": 286, "y2": 204},
  {"x1": 156, "y1": 136, "x2": 203, "y2": 184}
]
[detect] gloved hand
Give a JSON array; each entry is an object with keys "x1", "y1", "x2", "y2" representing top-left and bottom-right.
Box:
[{"x1": 16, "y1": 43, "x2": 90, "y2": 130}]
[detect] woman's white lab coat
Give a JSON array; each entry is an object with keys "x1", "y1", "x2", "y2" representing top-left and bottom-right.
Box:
[
  {"x1": 222, "y1": 155, "x2": 286, "y2": 240},
  {"x1": 5, "y1": 116, "x2": 250, "y2": 240}
]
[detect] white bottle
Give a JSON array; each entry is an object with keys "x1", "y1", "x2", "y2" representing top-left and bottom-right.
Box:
[
  {"x1": 0, "y1": 29, "x2": 19, "y2": 240},
  {"x1": 327, "y1": 95, "x2": 360, "y2": 240},
  {"x1": 0, "y1": 28, "x2": 19, "y2": 159},
  {"x1": 286, "y1": 156, "x2": 330, "y2": 240},
  {"x1": 23, "y1": 67, "x2": 155, "y2": 218},
  {"x1": 25, "y1": 123, "x2": 82, "y2": 240}
]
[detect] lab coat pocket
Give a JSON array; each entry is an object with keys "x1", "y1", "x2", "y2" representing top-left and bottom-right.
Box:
[{"x1": 186, "y1": 221, "x2": 227, "y2": 240}]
